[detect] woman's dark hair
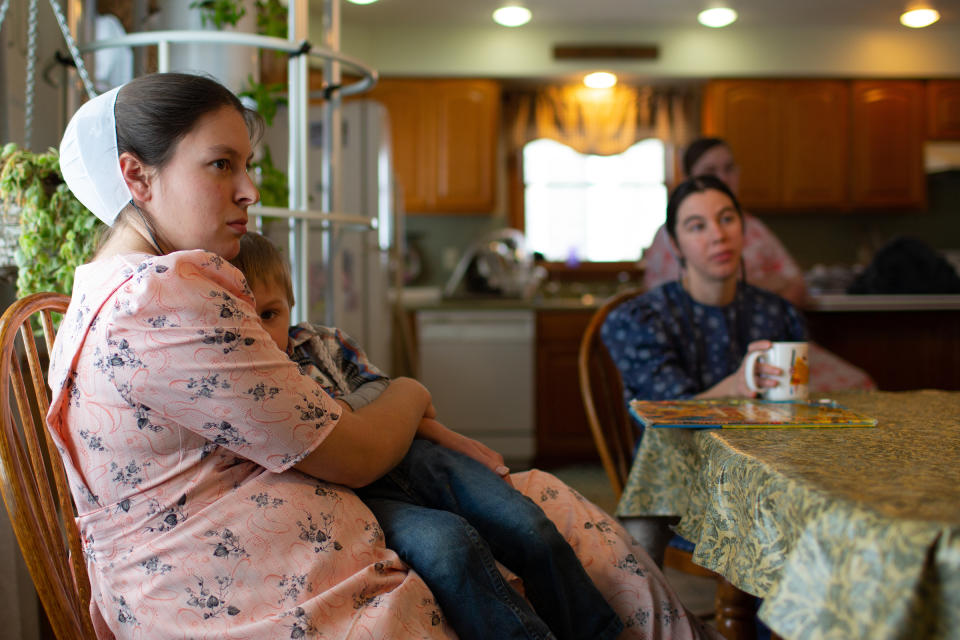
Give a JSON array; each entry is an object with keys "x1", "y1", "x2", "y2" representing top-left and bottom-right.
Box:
[
  {"x1": 665, "y1": 174, "x2": 743, "y2": 243},
  {"x1": 681, "y1": 137, "x2": 728, "y2": 177},
  {"x1": 115, "y1": 72, "x2": 263, "y2": 169},
  {"x1": 98, "y1": 73, "x2": 264, "y2": 253}
]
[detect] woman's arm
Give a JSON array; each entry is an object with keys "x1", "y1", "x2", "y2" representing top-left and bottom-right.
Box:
[
  {"x1": 602, "y1": 296, "x2": 702, "y2": 401},
  {"x1": 415, "y1": 416, "x2": 508, "y2": 477},
  {"x1": 294, "y1": 377, "x2": 431, "y2": 488}
]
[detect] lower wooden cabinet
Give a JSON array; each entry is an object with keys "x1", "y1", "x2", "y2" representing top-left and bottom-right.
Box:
[
  {"x1": 806, "y1": 308, "x2": 960, "y2": 391},
  {"x1": 534, "y1": 309, "x2": 600, "y2": 468}
]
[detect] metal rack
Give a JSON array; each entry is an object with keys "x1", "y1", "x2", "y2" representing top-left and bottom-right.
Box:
[{"x1": 70, "y1": 0, "x2": 378, "y2": 324}]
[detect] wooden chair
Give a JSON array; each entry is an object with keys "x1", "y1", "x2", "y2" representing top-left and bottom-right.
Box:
[
  {"x1": 578, "y1": 289, "x2": 762, "y2": 640},
  {"x1": 0, "y1": 292, "x2": 96, "y2": 639}
]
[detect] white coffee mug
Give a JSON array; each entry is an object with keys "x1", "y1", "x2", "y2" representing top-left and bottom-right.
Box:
[{"x1": 744, "y1": 341, "x2": 810, "y2": 401}]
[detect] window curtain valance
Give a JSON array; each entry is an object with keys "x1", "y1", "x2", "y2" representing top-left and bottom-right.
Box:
[{"x1": 506, "y1": 85, "x2": 699, "y2": 156}]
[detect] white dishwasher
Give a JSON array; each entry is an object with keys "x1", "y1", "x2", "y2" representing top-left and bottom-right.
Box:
[{"x1": 416, "y1": 310, "x2": 535, "y2": 467}]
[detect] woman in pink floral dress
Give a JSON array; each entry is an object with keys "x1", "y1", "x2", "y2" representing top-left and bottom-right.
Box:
[{"x1": 48, "y1": 73, "x2": 717, "y2": 639}]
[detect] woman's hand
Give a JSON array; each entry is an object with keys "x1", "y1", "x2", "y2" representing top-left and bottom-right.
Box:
[
  {"x1": 417, "y1": 417, "x2": 512, "y2": 486},
  {"x1": 697, "y1": 340, "x2": 782, "y2": 399},
  {"x1": 735, "y1": 340, "x2": 782, "y2": 396}
]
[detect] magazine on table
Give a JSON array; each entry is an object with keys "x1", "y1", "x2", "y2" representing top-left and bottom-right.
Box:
[{"x1": 629, "y1": 398, "x2": 878, "y2": 429}]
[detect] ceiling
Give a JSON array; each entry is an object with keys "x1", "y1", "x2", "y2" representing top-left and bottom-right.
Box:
[{"x1": 340, "y1": 0, "x2": 956, "y2": 29}]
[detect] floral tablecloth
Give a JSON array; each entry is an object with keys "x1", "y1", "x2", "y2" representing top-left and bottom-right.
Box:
[{"x1": 616, "y1": 390, "x2": 960, "y2": 640}]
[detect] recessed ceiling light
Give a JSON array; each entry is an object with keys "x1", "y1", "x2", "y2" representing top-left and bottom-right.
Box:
[
  {"x1": 900, "y1": 8, "x2": 940, "y2": 27},
  {"x1": 346, "y1": 0, "x2": 379, "y2": 4},
  {"x1": 584, "y1": 72, "x2": 617, "y2": 89},
  {"x1": 698, "y1": 7, "x2": 738, "y2": 28},
  {"x1": 493, "y1": 5, "x2": 532, "y2": 27}
]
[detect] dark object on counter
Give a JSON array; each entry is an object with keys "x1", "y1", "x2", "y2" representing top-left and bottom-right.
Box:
[{"x1": 847, "y1": 236, "x2": 960, "y2": 294}]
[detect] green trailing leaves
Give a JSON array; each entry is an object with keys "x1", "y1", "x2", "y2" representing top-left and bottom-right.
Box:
[
  {"x1": 0, "y1": 144, "x2": 103, "y2": 297},
  {"x1": 189, "y1": 0, "x2": 247, "y2": 29}
]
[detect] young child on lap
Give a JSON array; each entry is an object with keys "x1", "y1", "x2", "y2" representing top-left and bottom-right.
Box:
[{"x1": 230, "y1": 232, "x2": 623, "y2": 640}]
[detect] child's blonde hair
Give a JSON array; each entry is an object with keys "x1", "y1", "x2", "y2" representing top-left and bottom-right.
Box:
[
  {"x1": 232, "y1": 232, "x2": 353, "y2": 394},
  {"x1": 230, "y1": 232, "x2": 295, "y2": 306}
]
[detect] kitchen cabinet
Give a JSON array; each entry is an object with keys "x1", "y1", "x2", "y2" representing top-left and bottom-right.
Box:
[
  {"x1": 703, "y1": 80, "x2": 848, "y2": 210},
  {"x1": 702, "y1": 80, "x2": 782, "y2": 208},
  {"x1": 534, "y1": 309, "x2": 600, "y2": 467},
  {"x1": 850, "y1": 80, "x2": 925, "y2": 209},
  {"x1": 927, "y1": 80, "x2": 960, "y2": 139},
  {"x1": 806, "y1": 303, "x2": 960, "y2": 391},
  {"x1": 369, "y1": 79, "x2": 500, "y2": 214},
  {"x1": 703, "y1": 79, "x2": 925, "y2": 210}
]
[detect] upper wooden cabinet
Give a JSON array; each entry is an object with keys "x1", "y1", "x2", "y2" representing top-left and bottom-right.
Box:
[
  {"x1": 850, "y1": 81, "x2": 925, "y2": 209},
  {"x1": 368, "y1": 79, "x2": 501, "y2": 214},
  {"x1": 927, "y1": 80, "x2": 960, "y2": 139},
  {"x1": 781, "y1": 81, "x2": 850, "y2": 207},
  {"x1": 703, "y1": 80, "x2": 783, "y2": 208},
  {"x1": 703, "y1": 79, "x2": 925, "y2": 211}
]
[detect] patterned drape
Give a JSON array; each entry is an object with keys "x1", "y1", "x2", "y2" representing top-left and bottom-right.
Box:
[{"x1": 507, "y1": 84, "x2": 699, "y2": 156}]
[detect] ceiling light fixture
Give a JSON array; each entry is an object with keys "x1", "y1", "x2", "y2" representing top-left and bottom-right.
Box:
[
  {"x1": 346, "y1": 0, "x2": 379, "y2": 4},
  {"x1": 493, "y1": 5, "x2": 532, "y2": 27},
  {"x1": 583, "y1": 71, "x2": 617, "y2": 89},
  {"x1": 697, "y1": 7, "x2": 738, "y2": 28},
  {"x1": 900, "y1": 7, "x2": 940, "y2": 27}
]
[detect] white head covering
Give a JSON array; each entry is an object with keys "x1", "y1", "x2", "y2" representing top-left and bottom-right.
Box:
[{"x1": 59, "y1": 85, "x2": 131, "y2": 226}]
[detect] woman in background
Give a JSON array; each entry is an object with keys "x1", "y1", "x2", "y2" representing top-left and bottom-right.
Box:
[
  {"x1": 641, "y1": 138, "x2": 874, "y2": 392},
  {"x1": 643, "y1": 137, "x2": 808, "y2": 307},
  {"x1": 603, "y1": 175, "x2": 804, "y2": 403}
]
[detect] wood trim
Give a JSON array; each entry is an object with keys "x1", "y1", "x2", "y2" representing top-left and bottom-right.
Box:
[
  {"x1": 553, "y1": 44, "x2": 659, "y2": 60},
  {"x1": 541, "y1": 261, "x2": 644, "y2": 282},
  {"x1": 507, "y1": 147, "x2": 525, "y2": 231}
]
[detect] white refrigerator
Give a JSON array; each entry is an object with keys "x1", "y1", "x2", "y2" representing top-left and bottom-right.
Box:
[{"x1": 262, "y1": 100, "x2": 397, "y2": 371}]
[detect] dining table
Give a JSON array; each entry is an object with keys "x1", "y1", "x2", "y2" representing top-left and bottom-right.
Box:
[{"x1": 615, "y1": 389, "x2": 960, "y2": 640}]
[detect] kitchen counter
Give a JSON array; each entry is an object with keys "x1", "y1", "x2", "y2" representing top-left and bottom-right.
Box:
[
  {"x1": 806, "y1": 293, "x2": 960, "y2": 311},
  {"x1": 403, "y1": 288, "x2": 960, "y2": 313},
  {"x1": 398, "y1": 288, "x2": 607, "y2": 312}
]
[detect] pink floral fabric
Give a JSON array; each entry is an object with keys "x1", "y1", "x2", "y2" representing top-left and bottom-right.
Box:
[{"x1": 47, "y1": 250, "x2": 716, "y2": 639}]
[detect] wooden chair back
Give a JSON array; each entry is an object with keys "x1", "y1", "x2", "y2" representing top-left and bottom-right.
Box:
[
  {"x1": 0, "y1": 292, "x2": 95, "y2": 639},
  {"x1": 577, "y1": 288, "x2": 644, "y2": 499}
]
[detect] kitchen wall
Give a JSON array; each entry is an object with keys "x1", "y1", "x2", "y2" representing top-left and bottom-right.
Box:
[
  {"x1": 759, "y1": 170, "x2": 960, "y2": 271},
  {"x1": 334, "y1": 22, "x2": 960, "y2": 79},
  {"x1": 320, "y1": 18, "x2": 960, "y2": 287}
]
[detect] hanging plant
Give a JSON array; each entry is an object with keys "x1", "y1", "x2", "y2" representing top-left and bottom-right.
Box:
[
  {"x1": 252, "y1": 145, "x2": 289, "y2": 208},
  {"x1": 0, "y1": 143, "x2": 103, "y2": 297},
  {"x1": 239, "y1": 73, "x2": 288, "y2": 209},
  {"x1": 239, "y1": 74, "x2": 287, "y2": 127},
  {"x1": 189, "y1": 0, "x2": 247, "y2": 29},
  {"x1": 255, "y1": 0, "x2": 287, "y2": 38}
]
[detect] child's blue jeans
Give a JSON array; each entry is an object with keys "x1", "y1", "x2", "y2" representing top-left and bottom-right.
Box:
[{"x1": 356, "y1": 439, "x2": 623, "y2": 640}]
